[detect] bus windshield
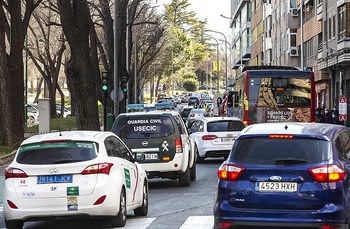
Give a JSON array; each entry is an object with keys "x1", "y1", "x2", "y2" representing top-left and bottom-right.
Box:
[{"x1": 249, "y1": 77, "x2": 311, "y2": 107}]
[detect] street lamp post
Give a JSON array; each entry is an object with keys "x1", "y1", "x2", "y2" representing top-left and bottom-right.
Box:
[
  {"x1": 209, "y1": 30, "x2": 228, "y2": 90},
  {"x1": 205, "y1": 36, "x2": 220, "y2": 93},
  {"x1": 220, "y1": 39, "x2": 232, "y2": 81},
  {"x1": 172, "y1": 48, "x2": 174, "y2": 96}
]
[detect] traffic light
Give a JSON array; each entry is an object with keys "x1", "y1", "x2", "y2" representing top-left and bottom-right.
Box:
[
  {"x1": 101, "y1": 71, "x2": 108, "y2": 91},
  {"x1": 122, "y1": 82, "x2": 127, "y2": 93}
]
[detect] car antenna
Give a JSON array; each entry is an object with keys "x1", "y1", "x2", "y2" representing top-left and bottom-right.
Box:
[
  {"x1": 58, "y1": 127, "x2": 62, "y2": 136},
  {"x1": 285, "y1": 125, "x2": 288, "y2": 130}
]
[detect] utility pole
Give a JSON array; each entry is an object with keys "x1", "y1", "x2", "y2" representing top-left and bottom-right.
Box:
[
  {"x1": 209, "y1": 30, "x2": 228, "y2": 90},
  {"x1": 114, "y1": 0, "x2": 119, "y2": 117}
]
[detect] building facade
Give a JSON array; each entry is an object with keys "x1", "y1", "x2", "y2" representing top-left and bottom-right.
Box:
[
  {"x1": 234, "y1": 0, "x2": 350, "y2": 126},
  {"x1": 230, "y1": 0, "x2": 252, "y2": 73},
  {"x1": 318, "y1": 0, "x2": 350, "y2": 127}
]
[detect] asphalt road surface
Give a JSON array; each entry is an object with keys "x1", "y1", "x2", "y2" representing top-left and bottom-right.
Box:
[{"x1": 0, "y1": 158, "x2": 224, "y2": 229}]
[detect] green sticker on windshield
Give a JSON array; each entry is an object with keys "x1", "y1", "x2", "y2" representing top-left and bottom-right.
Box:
[{"x1": 124, "y1": 169, "x2": 130, "y2": 189}]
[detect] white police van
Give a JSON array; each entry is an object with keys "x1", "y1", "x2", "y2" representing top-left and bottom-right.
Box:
[{"x1": 111, "y1": 103, "x2": 196, "y2": 186}]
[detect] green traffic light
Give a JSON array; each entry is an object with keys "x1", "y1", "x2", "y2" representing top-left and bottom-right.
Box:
[
  {"x1": 102, "y1": 85, "x2": 108, "y2": 91},
  {"x1": 123, "y1": 88, "x2": 127, "y2": 92}
]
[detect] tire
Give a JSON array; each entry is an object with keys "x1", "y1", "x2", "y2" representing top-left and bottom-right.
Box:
[
  {"x1": 5, "y1": 219, "x2": 23, "y2": 229},
  {"x1": 134, "y1": 180, "x2": 148, "y2": 216},
  {"x1": 190, "y1": 160, "x2": 196, "y2": 181},
  {"x1": 110, "y1": 188, "x2": 126, "y2": 227},
  {"x1": 179, "y1": 166, "x2": 191, "y2": 187},
  {"x1": 196, "y1": 146, "x2": 205, "y2": 163}
]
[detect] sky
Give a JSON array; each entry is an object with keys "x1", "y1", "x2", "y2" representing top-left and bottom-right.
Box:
[{"x1": 155, "y1": 0, "x2": 232, "y2": 42}]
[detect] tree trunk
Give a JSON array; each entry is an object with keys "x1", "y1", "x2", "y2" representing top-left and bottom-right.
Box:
[{"x1": 58, "y1": 0, "x2": 99, "y2": 130}]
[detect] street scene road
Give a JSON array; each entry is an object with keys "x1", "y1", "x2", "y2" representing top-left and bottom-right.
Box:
[{"x1": 0, "y1": 158, "x2": 222, "y2": 229}]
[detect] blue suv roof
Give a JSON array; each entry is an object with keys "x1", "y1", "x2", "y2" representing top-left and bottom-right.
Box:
[{"x1": 240, "y1": 122, "x2": 346, "y2": 141}]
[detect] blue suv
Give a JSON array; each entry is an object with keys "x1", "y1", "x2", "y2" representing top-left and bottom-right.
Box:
[{"x1": 214, "y1": 122, "x2": 350, "y2": 229}]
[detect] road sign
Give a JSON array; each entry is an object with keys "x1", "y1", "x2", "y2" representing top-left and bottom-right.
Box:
[
  {"x1": 339, "y1": 96, "x2": 347, "y2": 121},
  {"x1": 339, "y1": 114, "x2": 347, "y2": 122}
]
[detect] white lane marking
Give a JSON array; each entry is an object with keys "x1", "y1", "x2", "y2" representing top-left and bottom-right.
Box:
[
  {"x1": 180, "y1": 216, "x2": 214, "y2": 229},
  {"x1": 123, "y1": 217, "x2": 156, "y2": 229}
]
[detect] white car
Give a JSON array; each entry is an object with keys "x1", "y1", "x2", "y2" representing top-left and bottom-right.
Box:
[
  {"x1": 3, "y1": 131, "x2": 148, "y2": 229},
  {"x1": 56, "y1": 104, "x2": 72, "y2": 118},
  {"x1": 188, "y1": 117, "x2": 245, "y2": 162},
  {"x1": 187, "y1": 108, "x2": 208, "y2": 126}
]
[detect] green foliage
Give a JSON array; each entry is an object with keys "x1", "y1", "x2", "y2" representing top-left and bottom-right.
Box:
[
  {"x1": 183, "y1": 78, "x2": 198, "y2": 91},
  {"x1": 0, "y1": 145, "x2": 15, "y2": 157}
]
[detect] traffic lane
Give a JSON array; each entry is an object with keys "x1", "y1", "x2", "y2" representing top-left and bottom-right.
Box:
[
  {"x1": 146, "y1": 158, "x2": 224, "y2": 229},
  {"x1": 0, "y1": 158, "x2": 224, "y2": 229}
]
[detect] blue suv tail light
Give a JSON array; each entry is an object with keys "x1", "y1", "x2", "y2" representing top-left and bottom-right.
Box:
[
  {"x1": 308, "y1": 165, "x2": 346, "y2": 183},
  {"x1": 218, "y1": 164, "x2": 245, "y2": 181}
]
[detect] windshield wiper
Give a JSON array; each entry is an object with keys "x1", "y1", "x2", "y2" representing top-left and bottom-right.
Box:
[
  {"x1": 52, "y1": 159, "x2": 81, "y2": 164},
  {"x1": 275, "y1": 158, "x2": 308, "y2": 165}
]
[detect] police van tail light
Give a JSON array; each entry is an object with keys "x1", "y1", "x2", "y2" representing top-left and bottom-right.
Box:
[
  {"x1": 218, "y1": 164, "x2": 245, "y2": 181},
  {"x1": 202, "y1": 135, "x2": 218, "y2": 140},
  {"x1": 81, "y1": 163, "x2": 114, "y2": 175},
  {"x1": 5, "y1": 167, "x2": 28, "y2": 180},
  {"x1": 309, "y1": 165, "x2": 345, "y2": 183},
  {"x1": 175, "y1": 137, "x2": 183, "y2": 153}
]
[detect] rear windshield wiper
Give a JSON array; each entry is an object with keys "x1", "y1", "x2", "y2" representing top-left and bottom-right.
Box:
[
  {"x1": 52, "y1": 159, "x2": 82, "y2": 164},
  {"x1": 275, "y1": 158, "x2": 308, "y2": 165}
]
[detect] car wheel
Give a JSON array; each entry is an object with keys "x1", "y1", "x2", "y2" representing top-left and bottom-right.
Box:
[
  {"x1": 179, "y1": 166, "x2": 191, "y2": 187},
  {"x1": 190, "y1": 159, "x2": 197, "y2": 181},
  {"x1": 196, "y1": 146, "x2": 205, "y2": 163},
  {"x1": 5, "y1": 219, "x2": 23, "y2": 229},
  {"x1": 110, "y1": 188, "x2": 126, "y2": 227},
  {"x1": 134, "y1": 180, "x2": 148, "y2": 216}
]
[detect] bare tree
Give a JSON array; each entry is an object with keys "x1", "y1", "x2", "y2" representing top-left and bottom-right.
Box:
[
  {"x1": 0, "y1": 0, "x2": 43, "y2": 146},
  {"x1": 28, "y1": 2, "x2": 67, "y2": 118},
  {"x1": 58, "y1": 0, "x2": 99, "y2": 130}
]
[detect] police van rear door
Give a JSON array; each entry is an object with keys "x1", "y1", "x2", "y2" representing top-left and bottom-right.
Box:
[{"x1": 112, "y1": 114, "x2": 179, "y2": 163}]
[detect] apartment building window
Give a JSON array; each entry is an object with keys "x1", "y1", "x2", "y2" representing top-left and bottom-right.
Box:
[
  {"x1": 338, "y1": 4, "x2": 347, "y2": 40},
  {"x1": 289, "y1": 0, "x2": 297, "y2": 9},
  {"x1": 252, "y1": 0, "x2": 256, "y2": 13},
  {"x1": 329, "y1": 17, "x2": 332, "y2": 41},
  {"x1": 333, "y1": 15, "x2": 336, "y2": 39},
  {"x1": 323, "y1": 20, "x2": 327, "y2": 42}
]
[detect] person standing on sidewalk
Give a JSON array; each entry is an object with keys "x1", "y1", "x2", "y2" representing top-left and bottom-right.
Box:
[{"x1": 227, "y1": 91, "x2": 234, "y2": 117}]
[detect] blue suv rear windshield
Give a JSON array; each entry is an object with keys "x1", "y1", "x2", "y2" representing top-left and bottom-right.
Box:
[
  {"x1": 114, "y1": 116, "x2": 175, "y2": 139},
  {"x1": 230, "y1": 137, "x2": 331, "y2": 165}
]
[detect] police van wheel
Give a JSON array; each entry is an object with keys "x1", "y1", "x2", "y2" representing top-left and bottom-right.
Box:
[
  {"x1": 179, "y1": 167, "x2": 191, "y2": 187},
  {"x1": 190, "y1": 160, "x2": 196, "y2": 181}
]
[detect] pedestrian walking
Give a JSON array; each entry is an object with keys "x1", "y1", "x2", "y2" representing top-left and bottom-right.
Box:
[{"x1": 227, "y1": 91, "x2": 234, "y2": 117}]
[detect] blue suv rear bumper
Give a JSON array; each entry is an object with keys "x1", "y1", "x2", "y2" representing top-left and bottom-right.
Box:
[{"x1": 214, "y1": 199, "x2": 348, "y2": 229}]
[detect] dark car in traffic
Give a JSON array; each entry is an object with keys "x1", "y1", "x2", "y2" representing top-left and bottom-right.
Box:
[
  {"x1": 188, "y1": 96, "x2": 200, "y2": 106},
  {"x1": 214, "y1": 122, "x2": 350, "y2": 229}
]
